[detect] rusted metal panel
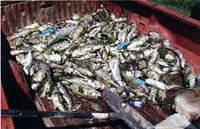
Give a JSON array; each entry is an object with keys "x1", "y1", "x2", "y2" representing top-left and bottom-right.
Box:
[
  {"x1": 9, "y1": 60, "x2": 33, "y2": 101},
  {"x1": 135, "y1": 0, "x2": 200, "y2": 29},
  {"x1": 1, "y1": 84, "x2": 15, "y2": 129}
]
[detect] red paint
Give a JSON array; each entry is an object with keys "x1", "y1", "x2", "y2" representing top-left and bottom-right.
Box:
[
  {"x1": 1, "y1": 84, "x2": 15, "y2": 129},
  {"x1": 9, "y1": 60, "x2": 33, "y2": 101}
]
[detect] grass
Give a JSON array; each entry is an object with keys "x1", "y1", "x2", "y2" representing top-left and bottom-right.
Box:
[{"x1": 148, "y1": 0, "x2": 199, "y2": 16}]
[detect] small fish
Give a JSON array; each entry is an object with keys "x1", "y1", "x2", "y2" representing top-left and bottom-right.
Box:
[
  {"x1": 145, "y1": 78, "x2": 166, "y2": 91},
  {"x1": 40, "y1": 80, "x2": 53, "y2": 98},
  {"x1": 157, "y1": 89, "x2": 166, "y2": 101},
  {"x1": 142, "y1": 68, "x2": 160, "y2": 80},
  {"x1": 127, "y1": 23, "x2": 137, "y2": 42},
  {"x1": 127, "y1": 35, "x2": 148, "y2": 50},
  {"x1": 31, "y1": 82, "x2": 40, "y2": 90},
  {"x1": 47, "y1": 26, "x2": 77, "y2": 46},
  {"x1": 100, "y1": 48, "x2": 108, "y2": 62},
  {"x1": 75, "y1": 67, "x2": 95, "y2": 78},
  {"x1": 51, "y1": 87, "x2": 67, "y2": 112},
  {"x1": 94, "y1": 68, "x2": 117, "y2": 88},
  {"x1": 75, "y1": 53, "x2": 96, "y2": 61},
  {"x1": 32, "y1": 70, "x2": 46, "y2": 83},
  {"x1": 7, "y1": 28, "x2": 38, "y2": 41},
  {"x1": 88, "y1": 26, "x2": 102, "y2": 37},
  {"x1": 109, "y1": 57, "x2": 126, "y2": 86},
  {"x1": 58, "y1": 76, "x2": 105, "y2": 90},
  {"x1": 72, "y1": 103, "x2": 82, "y2": 112},
  {"x1": 148, "y1": 32, "x2": 163, "y2": 42},
  {"x1": 148, "y1": 87, "x2": 158, "y2": 104},
  {"x1": 89, "y1": 102, "x2": 102, "y2": 112},
  {"x1": 183, "y1": 63, "x2": 195, "y2": 88},
  {"x1": 16, "y1": 54, "x2": 25, "y2": 66},
  {"x1": 69, "y1": 25, "x2": 84, "y2": 40},
  {"x1": 34, "y1": 60, "x2": 50, "y2": 74},
  {"x1": 24, "y1": 23, "x2": 40, "y2": 29},
  {"x1": 72, "y1": 45, "x2": 102, "y2": 58},
  {"x1": 64, "y1": 83, "x2": 101, "y2": 100},
  {"x1": 166, "y1": 46, "x2": 185, "y2": 68},
  {"x1": 23, "y1": 49, "x2": 33, "y2": 75},
  {"x1": 32, "y1": 43, "x2": 47, "y2": 52},
  {"x1": 10, "y1": 49, "x2": 27, "y2": 56},
  {"x1": 44, "y1": 53, "x2": 62, "y2": 63},
  {"x1": 57, "y1": 82, "x2": 73, "y2": 111}
]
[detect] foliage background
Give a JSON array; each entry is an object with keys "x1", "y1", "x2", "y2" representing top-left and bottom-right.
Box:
[{"x1": 148, "y1": 0, "x2": 199, "y2": 16}]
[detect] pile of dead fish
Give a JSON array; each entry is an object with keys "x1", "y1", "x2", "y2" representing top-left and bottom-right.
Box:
[{"x1": 8, "y1": 5, "x2": 196, "y2": 112}]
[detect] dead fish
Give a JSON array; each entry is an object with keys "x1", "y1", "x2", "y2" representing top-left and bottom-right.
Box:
[
  {"x1": 75, "y1": 67, "x2": 95, "y2": 78},
  {"x1": 24, "y1": 23, "x2": 40, "y2": 29},
  {"x1": 57, "y1": 82, "x2": 73, "y2": 111},
  {"x1": 148, "y1": 87, "x2": 158, "y2": 104},
  {"x1": 75, "y1": 53, "x2": 96, "y2": 61},
  {"x1": 47, "y1": 26, "x2": 77, "y2": 46},
  {"x1": 72, "y1": 45, "x2": 102, "y2": 58},
  {"x1": 142, "y1": 68, "x2": 160, "y2": 81},
  {"x1": 100, "y1": 48, "x2": 108, "y2": 62},
  {"x1": 31, "y1": 82, "x2": 40, "y2": 90},
  {"x1": 127, "y1": 35, "x2": 149, "y2": 50},
  {"x1": 109, "y1": 57, "x2": 126, "y2": 86},
  {"x1": 7, "y1": 28, "x2": 39, "y2": 41},
  {"x1": 58, "y1": 76, "x2": 105, "y2": 90},
  {"x1": 32, "y1": 43, "x2": 47, "y2": 52},
  {"x1": 10, "y1": 49, "x2": 27, "y2": 56},
  {"x1": 64, "y1": 83, "x2": 101, "y2": 100},
  {"x1": 148, "y1": 32, "x2": 163, "y2": 42},
  {"x1": 145, "y1": 78, "x2": 166, "y2": 91},
  {"x1": 72, "y1": 103, "x2": 82, "y2": 112},
  {"x1": 32, "y1": 70, "x2": 46, "y2": 82},
  {"x1": 34, "y1": 60, "x2": 50, "y2": 74},
  {"x1": 51, "y1": 87, "x2": 67, "y2": 112},
  {"x1": 69, "y1": 25, "x2": 84, "y2": 40},
  {"x1": 89, "y1": 102, "x2": 102, "y2": 112},
  {"x1": 94, "y1": 68, "x2": 118, "y2": 88},
  {"x1": 16, "y1": 54, "x2": 25, "y2": 66},
  {"x1": 23, "y1": 49, "x2": 33, "y2": 75},
  {"x1": 166, "y1": 46, "x2": 185, "y2": 69},
  {"x1": 44, "y1": 52, "x2": 62, "y2": 63},
  {"x1": 158, "y1": 89, "x2": 166, "y2": 101},
  {"x1": 40, "y1": 80, "x2": 53, "y2": 98},
  {"x1": 183, "y1": 63, "x2": 195, "y2": 88}
]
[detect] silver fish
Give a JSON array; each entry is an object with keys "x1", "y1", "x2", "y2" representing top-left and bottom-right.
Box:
[
  {"x1": 57, "y1": 82, "x2": 73, "y2": 111},
  {"x1": 64, "y1": 83, "x2": 101, "y2": 100},
  {"x1": 47, "y1": 26, "x2": 76, "y2": 46},
  {"x1": 40, "y1": 80, "x2": 53, "y2": 98},
  {"x1": 145, "y1": 78, "x2": 166, "y2": 91},
  {"x1": 72, "y1": 45, "x2": 102, "y2": 58},
  {"x1": 183, "y1": 63, "x2": 195, "y2": 88},
  {"x1": 127, "y1": 35, "x2": 149, "y2": 50},
  {"x1": 89, "y1": 102, "x2": 102, "y2": 112},
  {"x1": 23, "y1": 49, "x2": 33, "y2": 75},
  {"x1": 51, "y1": 87, "x2": 67, "y2": 112},
  {"x1": 72, "y1": 103, "x2": 82, "y2": 112},
  {"x1": 167, "y1": 46, "x2": 185, "y2": 68},
  {"x1": 10, "y1": 49, "x2": 27, "y2": 56},
  {"x1": 7, "y1": 28, "x2": 38, "y2": 41},
  {"x1": 109, "y1": 57, "x2": 126, "y2": 86},
  {"x1": 58, "y1": 76, "x2": 105, "y2": 90}
]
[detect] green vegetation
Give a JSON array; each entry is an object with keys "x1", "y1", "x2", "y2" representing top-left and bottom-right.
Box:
[{"x1": 148, "y1": 0, "x2": 199, "y2": 16}]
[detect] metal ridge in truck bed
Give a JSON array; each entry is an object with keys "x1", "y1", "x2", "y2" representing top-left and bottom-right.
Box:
[{"x1": 135, "y1": 0, "x2": 200, "y2": 29}]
